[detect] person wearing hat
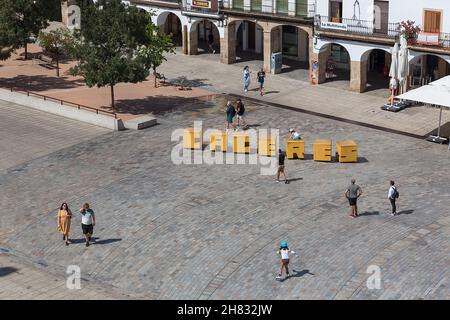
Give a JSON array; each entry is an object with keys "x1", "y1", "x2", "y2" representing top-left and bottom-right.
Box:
[
  {"x1": 276, "y1": 241, "x2": 295, "y2": 279},
  {"x1": 289, "y1": 128, "x2": 301, "y2": 140}
]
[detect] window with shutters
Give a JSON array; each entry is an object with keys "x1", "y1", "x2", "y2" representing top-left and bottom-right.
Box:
[
  {"x1": 296, "y1": 0, "x2": 308, "y2": 16},
  {"x1": 329, "y1": 0, "x2": 343, "y2": 23},
  {"x1": 424, "y1": 10, "x2": 441, "y2": 33}
]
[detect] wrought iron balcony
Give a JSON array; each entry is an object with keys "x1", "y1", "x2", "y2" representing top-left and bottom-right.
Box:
[{"x1": 315, "y1": 15, "x2": 399, "y2": 39}]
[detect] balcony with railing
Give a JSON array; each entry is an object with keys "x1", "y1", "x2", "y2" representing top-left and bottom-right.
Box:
[
  {"x1": 224, "y1": 0, "x2": 315, "y2": 20},
  {"x1": 315, "y1": 15, "x2": 400, "y2": 40},
  {"x1": 411, "y1": 31, "x2": 450, "y2": 52}
]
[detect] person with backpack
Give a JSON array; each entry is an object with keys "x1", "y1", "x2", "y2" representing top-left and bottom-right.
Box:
[
  {"x1": 276, "y1": 241, "x2": 295, "y2": 280},
  {"x1": 388, "y1": 180, "x2": 399, "y2": 216},
  {"x1": 236, "y1": 98, "x2": 246, "y2": 128},
  {"x1": 257, "y1": 68, "x2": 266, "y2": 96},
  {"x1": 225, "y1": 100, "x2": 236, "y2": 131}
]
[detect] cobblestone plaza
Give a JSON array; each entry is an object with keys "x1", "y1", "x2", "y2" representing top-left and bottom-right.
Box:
[{"x1": 0, "y1": 95, "x2": 448, "y2": 299}]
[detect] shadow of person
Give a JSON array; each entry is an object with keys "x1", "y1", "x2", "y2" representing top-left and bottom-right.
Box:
[
  {"x1": 396, "y1": 209, "x2": 414, "y2": 215},
  {"x1": 94, "y1": 238, "x2": 122, "y2": 245},
  {"x1": 358, "y1": 211, "x2": 380, "y2": 217},
  {"x1": 278, "y1": 269, "x2": 314, "y2": 282},
  {"x1": 0, "y1": 267, "x2": 19, "y2": 277},
  {"x1": 291, "y1": 269, "x2": 315, "y2": 278}
]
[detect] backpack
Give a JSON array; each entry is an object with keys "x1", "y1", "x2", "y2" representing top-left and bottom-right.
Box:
[
  {"x1": 238, "y1": 102, "x2": 245, "y2": 115},
  {"x1": 392, "y1": 187, "x2": 399, "y2": 199}
]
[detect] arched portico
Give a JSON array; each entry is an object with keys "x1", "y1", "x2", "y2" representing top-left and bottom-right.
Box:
[
  {"x1": 220, "y1": 17, "x2": 313, "y2": 73},
  {"x1": 360, "y1": 48, "x2": 392, "y2": 92},
  {"x1": 187, "y1": 19, "x2": 222, "y2": 56},
  {"x1": 408, "y1": 53, "x2": 450, "y2": 87}
]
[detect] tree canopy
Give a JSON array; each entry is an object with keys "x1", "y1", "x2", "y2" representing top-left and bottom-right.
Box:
[
  {"x1": 138, "y1": 23, "x2": 175, "y2": 88},
  {"x1": 38, "y1": 27, "x2": 74, "y2": 77},
  {"x1": 70, "y1": 0, "x2": 154, "y2": 107},
  {"x1": 0, "y1": 0, "x2": 53, "y2": 59}
]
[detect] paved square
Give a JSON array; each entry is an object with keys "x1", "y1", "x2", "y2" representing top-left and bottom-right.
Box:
[{"x1": 0, "y1": 96, "x2": 449, "y2": 299}]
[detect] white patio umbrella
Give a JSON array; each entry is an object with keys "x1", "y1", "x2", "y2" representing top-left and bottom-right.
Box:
[
  {"x1": 389, "y1": 43, "x2": 399, "y2": 106},
  {"x1": 389, "y1": 43, "x2": 398, "y2": 78},
  {"x1": 397, "y1": 75, "x2": 450, "y2": 143},
  {"x1": 397, "y1": 35, "x2": 409, "y2": 94}
]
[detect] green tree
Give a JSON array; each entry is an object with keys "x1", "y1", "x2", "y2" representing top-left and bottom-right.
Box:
[
  {"x1": 69, "y1": 0, "x2": 152, "y2": 108},
  {"x1": 0, "y1": 0, "x2": 52, "y2": 59},
  {"x1": 38, "y1": 27, "x2": 74, "y2": 77},
  {"x1": 138, "y1": 23, "x2": 175, "y2": 88}
]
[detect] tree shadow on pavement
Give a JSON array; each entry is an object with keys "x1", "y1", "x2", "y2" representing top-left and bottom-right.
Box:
[
  {"x1": 0, "y1": 74, "x2": 84, "y2": 92},
  {"x1": 107, "y1": 95, "x2": 216, "y2": 116},
  {"x1": 169, "y1": 76, "x2": 211, "y2": 88}
]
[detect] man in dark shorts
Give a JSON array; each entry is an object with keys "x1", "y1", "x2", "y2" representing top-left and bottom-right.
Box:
[
  {"x1": 257, "y1": 68, "x2": 266, "y2": 96},
  {"x1": 276, "y1": 149, "x2": 288, "y2": 183},
  {"x1": 80, "y1": 203, "x2": 96, "y2": 247},
  {"x1": 235, "y1": 98, "x2": 246, "y2": 128},
  {"x1": 345, "y1": 179, "x2": 362, "y2": 218}
]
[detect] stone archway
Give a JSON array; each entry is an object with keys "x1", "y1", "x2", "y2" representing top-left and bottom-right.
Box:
[
  {"x1": 157, "y1": 12, "x2": 183, "y2": 47},
  {"x1": 317, "y1": 42, "x2": 352, "y2": 90},
  {"x1": 360, "y1": 48, "x2": 392, "y2": 92},
  {"x1": 187, "y1": 19, "x2": 222, "y2": 56},
  {"x1": 409, "y1": 54, "x2": 450, "y2": 87},
  {"x1": 264, "y1": 24, "x2": 311, "y2": 78}
]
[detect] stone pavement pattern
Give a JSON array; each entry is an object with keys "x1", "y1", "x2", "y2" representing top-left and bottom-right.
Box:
[
  {"x1": 0, "y1": 100, "x2": 109, "y2": 173},
  {"x1": 0, "y1": 96, "x2": 449, "y2": 299}
]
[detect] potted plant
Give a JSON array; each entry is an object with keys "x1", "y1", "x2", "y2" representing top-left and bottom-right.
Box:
[{"x1": 399, "y1": 20, "x2": 421, "y2": 44}]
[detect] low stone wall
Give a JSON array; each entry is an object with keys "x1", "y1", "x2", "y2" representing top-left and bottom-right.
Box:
[{"x1": 0, "y1": 88, "x2": 124, "y2": 131}]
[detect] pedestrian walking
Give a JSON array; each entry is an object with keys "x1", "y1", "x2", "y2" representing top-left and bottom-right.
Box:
[
  {"x1": 344, "y1": 179, "x2": 362, "y2": 218},
  {"x1": 276, "y1": 241, "x2": 296, "y2": 280},
  {"x1": 57, "y1": 202, "x2": 72, "y2": 246},
  {"x1": 257, "y1": 68, "x2": 266, "y2": 96},
  {"x1": 236, "y1": 98, "x2": 246, "y2": 128},
  {"x1": 388, "y1": 180, "x2": 399, "y2": 216},
  {"x1": 276, "y1": 149, "x2": 288, "y2": 184},
  {"x1": 225, "y1": 100, "x2": 236, "y2": 131},
  {"x1": 243, "y1": 66, "x2": 251, "y2": 93},
  {"x1": 80, "y1": 203, "x2": 95, "y2": 247},
  {"x1": 208, "y1": 33, "x2": 215, "y2": 54}
]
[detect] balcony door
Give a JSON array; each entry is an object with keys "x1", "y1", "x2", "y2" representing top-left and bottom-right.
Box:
[
  {"x1": 329, "y1": 0, "x2": 342, "y2": 23},
  {"x1": 424, "y1": 10, "x2": 441, "y2": 33},
  {"x1": 374, "y1": 0, "x2": 389, "y2": 34}
]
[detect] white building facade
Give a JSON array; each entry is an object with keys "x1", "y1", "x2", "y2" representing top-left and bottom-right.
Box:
[{"x1": 313, "y1": 0, "x2": 450, "y2": 92}]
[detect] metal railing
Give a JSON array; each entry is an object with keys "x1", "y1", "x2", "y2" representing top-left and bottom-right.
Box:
[
  {"x1": 8, "y1": 87, "x2": 118, "y2": 118},
  {"x1": 439, "y1": 33, "x2": 450, "y2": 48},
  {"x1": 315, "y1": 15, "x2": 400, "y2": 38}
]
